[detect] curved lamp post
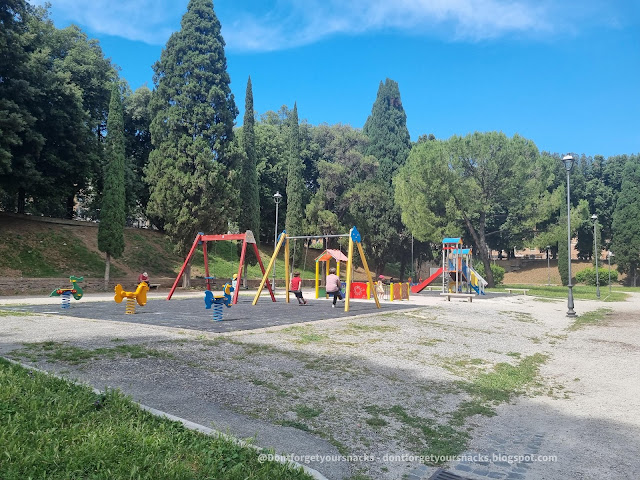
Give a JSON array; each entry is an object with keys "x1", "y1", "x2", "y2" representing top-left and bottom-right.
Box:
[
  {"x1": 563, "y1": 154, "x2": 576, "y2": 317},
  {"x1": 273, "y1": 191, "x2": 282, "y2": 289},
  {"x1": 591, "y1": 214, "x2": 600, "y2": 298}
]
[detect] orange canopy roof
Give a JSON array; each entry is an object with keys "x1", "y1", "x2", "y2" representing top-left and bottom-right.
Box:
[{"x1": 315, "y1": 249, "x2": 348, "y2": 262}]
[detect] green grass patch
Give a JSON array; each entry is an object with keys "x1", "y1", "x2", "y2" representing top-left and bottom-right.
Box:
[
  {"x1": 568, "y1": 308, "x2": 613, "y2": 331},
  {"x1": 341, "y1": 323, "x2": 400, "y2": 334},
  {"x1": 11, "y1": 342, "x2": 172, "y2": 365},
  {"x1": 0, "y1": 358, "x2": 312, "y2": 479},
  {"x1": 462, "y1": 353, "x2": 548, "y2": 403},
  {"x1": 295, "y1": 404, "x2": 322, "y2": 419},
  {"x1": 0, "y1": 309, "x2": 32, "y2": 317},
  {"x1": 499, "y1": 311, "x2": 537, "y2": 323},
  {"x1": 0, "y1": 230, "x2": 124, "y2": 277},
  {"x1": 365, "y1": 417, "x2": 388, "y2": 427},
  {"x1": 278, "y1": 420, "x2": 311, "y2": 432},
  {"x1": 449, "y1": 400, "x2": 496, "y2": 426},
  {"x1": 494, "y1": 284, "x2": 627, "y2": 302}
]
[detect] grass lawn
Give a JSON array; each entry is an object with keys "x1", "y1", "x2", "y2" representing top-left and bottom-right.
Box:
[
  {"x1": 492, "y1": 284, "x2": 629, "y2": 302},
  {"x1": 0, "y1": 358, "x2": 312, "y2": 480}
]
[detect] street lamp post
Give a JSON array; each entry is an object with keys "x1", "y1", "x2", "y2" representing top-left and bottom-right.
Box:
[
  {"x1": 563, "y1": 154, "x2": 576, "y2": 317},
  {"x1": 608, "y1": 252, "x2": 614, "y2": 295},
  {"x1": 591, "y1": 214, "x2": 600, "y2": 298},
  {"x1": 546, "y1": 245, "x2": 551, "y2": 286},
  {"x1": 273, "y1": 191, "x2": 282, "y2": 289}
]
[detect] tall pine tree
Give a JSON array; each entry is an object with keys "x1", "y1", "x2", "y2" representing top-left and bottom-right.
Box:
[
  {"x1": 98, "y1": 84, "x2": 126, "y2": 289},
  {"x1": 361, "y1": 78, "x2": 411, "y2": 273},
  {"x1": 611, "y1": 155, "x2": 640, "y2": 286},
  {"x1": 146, "y1": 0, "x2": 238, "y2": 264},
  {"x1": 285, "y1": 102, "x2": 304, "y2": 235},
  {"x1": 238, "y1": 76, "x2": 260, "y2": 236}
]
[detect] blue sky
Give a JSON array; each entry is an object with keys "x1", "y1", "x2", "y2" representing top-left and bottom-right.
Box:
[{"x1": 31, "y1": 0, "x2": 639, "y2": 158}]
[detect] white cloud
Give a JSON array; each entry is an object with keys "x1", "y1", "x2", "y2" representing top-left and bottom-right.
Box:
[
  {"x1": 223, "y1": 0, "x2": 554, "y2": 52},
  {"x1": 30, "y1": 0, "x2": 186, "y2": 45},
  {"x1": 29, "y1": 0, "x2": 625, "y2": 51}
]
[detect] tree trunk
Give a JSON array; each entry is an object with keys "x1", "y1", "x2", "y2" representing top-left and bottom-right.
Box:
[
  {"x1": 633, "y1": 265, "x2": 637, "y2": 287},
  {"x1": 399, "y1": 257, "x2": 406, "y2": 282},
  {"x1": 104, "y1": 252, "x2": 111, "y2": 290},
  {"x1": 17, "y1": 188, "x2": 26, "y2": 214},
  {"x1": 462, "y1": 212, "x2": 495, "y2": 287},
  {"x1": 66, "y1": 195, "x2": 75, "y2": 219},
  {"x1": 182, "y1": 263, "x2": 191, "y2": 288}
]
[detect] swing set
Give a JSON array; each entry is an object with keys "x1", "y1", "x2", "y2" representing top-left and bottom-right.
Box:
[
  {"x1": 166, "y1": 230, "x2": 275, "y2": 304},
  {"x1": 253, "y1": 226, "x2": 380, "y2": 312}
]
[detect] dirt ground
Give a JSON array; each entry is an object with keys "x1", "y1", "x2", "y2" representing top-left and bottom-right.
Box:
[{"x1": 1, "y1": 290, "x2": 639, "y2": 479}]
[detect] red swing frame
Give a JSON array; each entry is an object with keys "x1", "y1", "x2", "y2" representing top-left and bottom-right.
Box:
[{"x1": 166, "y1": 230, "x2": 276, "y2": 304}]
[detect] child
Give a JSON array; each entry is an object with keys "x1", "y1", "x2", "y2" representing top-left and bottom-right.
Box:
[
  {"x1": 138, "y1": 272, "x2": 149, "y2": 284},
  {"x1": 326, "y1": 267, "x2": 343, "y2": 308},
  {"x1": 376, "y1": 275, "x2": 385, "y2": 300},
  {"x1": 231, "y1": 273, "x2": 238, "y2": 291},
  {"x1": 289, "y1": 272, "x2": 307, "y2": 305}
]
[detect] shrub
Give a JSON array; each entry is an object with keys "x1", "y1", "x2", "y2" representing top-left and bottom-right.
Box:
[
  {"x1": 575, "y1": 267, "x2": 618, "y2": 286},
  {"x1": 473, "y1": 261, "x2": 505, "y2": 286}
]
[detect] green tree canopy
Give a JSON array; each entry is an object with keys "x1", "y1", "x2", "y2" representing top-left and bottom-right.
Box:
[
  {"x1": 611, "y1": 155, "x2": 640, "y2": 286},
  {"x1": 362, "y1": 78, "x2": 411, "y2": 274},
  {"x1": 285, "y1": 103, "x2": 304, "y2": 235},
  {"x1": 146, "y1": 0, "x2": 238, "y2": 253},
  {"x1": 237, "y1": 76, "x2": 260, "y2": 237},
  {"x1": 98, "y1": 84, "x2": 126, "y2": 287}
]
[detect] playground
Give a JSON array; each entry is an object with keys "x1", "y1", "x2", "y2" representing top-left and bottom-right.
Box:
[{"x1": 1, "y1": 286, "x2": 639, "y2": 480}]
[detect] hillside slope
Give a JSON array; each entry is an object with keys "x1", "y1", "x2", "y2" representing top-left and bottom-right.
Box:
[{"x1": 0, "y1": 213, "x2": 322, "y2": 295}]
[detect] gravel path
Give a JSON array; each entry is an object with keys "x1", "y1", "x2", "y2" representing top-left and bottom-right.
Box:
[{"x1": 1, "y1": 290, "x2": 638, "y2": 480}]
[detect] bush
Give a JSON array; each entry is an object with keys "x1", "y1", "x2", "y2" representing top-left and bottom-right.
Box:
[
  {"x1": 575, "y1": 267, "x2": 618, "y2": 286},
  {"x1": 473, "y1": 261, "x2": 505, "y2": 286}
]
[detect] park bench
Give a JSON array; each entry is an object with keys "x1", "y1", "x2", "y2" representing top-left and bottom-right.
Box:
[
  {"x1": 149, "y1": 284, "x2": 160, "y2": 290},
  {"x1": 440, "y1": 293, "x2": 475, "y2": 302},
  {"x1": 505, "y1": 288, "x2": 529, "y2": 295}
]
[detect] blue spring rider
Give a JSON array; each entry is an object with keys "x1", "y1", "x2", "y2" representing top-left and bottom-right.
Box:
[{"x1": 204, "y1": 283, "x2": 234, "y2": 321}]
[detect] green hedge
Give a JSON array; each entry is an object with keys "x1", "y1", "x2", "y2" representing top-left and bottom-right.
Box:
[{"x1": 575, "y1": 267, "x2": 618, "y2": 286}]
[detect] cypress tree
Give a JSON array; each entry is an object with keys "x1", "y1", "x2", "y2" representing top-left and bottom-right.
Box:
[
  {"x1": 611, "y1": 155, "x2": 640, "y2": 286},
  {"x1": 363, "y1": 78, "x2": 411, "y2": 180},
  {"x1": 146, "y1": 0, "x2": 238, "y2": 260},
  {"x1": 98, "y1": 84, "x2": 126, "y2": 289},
  {"x1": 238, "y1": 76, "x2": 260, "y2": 236},
  {"x1": 285, "y1": 102, "x2": 304, "y2": 235},
  {"x1": 361, "y1": 78, "x2": 411, "y2": 272}
]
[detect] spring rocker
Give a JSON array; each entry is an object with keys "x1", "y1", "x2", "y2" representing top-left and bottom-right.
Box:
[
  {"x1": 50, "y1": 276, "x2": 84, "y2": 308},
  {"x1": 204, "y1": 283, "x2": 234, "y2": 321},
  {"x1": 114, "y1": 282, "x2": 149, "y2": 314}
]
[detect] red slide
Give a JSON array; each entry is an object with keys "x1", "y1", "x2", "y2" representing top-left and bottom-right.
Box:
[{"x1": 411, "y1": 267, "x2": 444, "y2": 294}]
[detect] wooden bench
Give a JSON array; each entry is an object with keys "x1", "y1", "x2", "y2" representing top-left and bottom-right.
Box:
[
  {"x1": 440, "y1": 293, "x2": 475, "y2": 302},
  {"x1": 149, "y1": 284, "x2": 160, "y2": 290},
  {"x1": 505, "y1": 288, "x2": 529, "y2": 295}
]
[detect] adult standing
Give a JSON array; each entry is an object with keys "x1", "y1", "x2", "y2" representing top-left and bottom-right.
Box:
[{"x1": 326, "y1": 267, "x2": 343, "y2": 308}]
